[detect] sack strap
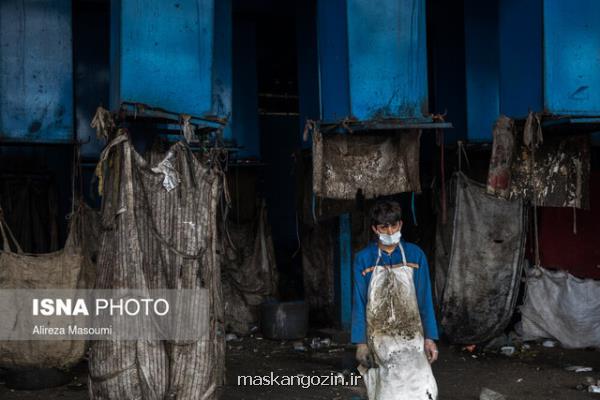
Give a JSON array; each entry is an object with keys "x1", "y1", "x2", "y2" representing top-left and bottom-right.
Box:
[{"x1": 0, "y1": 207, "x2": 23, "y2": 254}]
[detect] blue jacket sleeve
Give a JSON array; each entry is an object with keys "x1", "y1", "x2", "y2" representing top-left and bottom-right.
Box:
[
  {"x1": 351, "y1": 253, "x2": 368, "y2": 344},
  {"x1": 415, "y1": 250, "x2": 439, "y2": 340}
]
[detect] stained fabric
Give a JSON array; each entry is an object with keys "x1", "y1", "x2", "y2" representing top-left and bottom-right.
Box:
[
  {"x1": 439, "y1": 173, "x2": 526, "y2": 344},
  {"x1": 296, "y1": 149, "x2": 356, "y2": 223},
  {"x1": 486, "y1": 115, "x2": 515, "y2": 198},
  {"x1": 0, "y1": 203, "x2": 95, "y2": 369},
  {"x1": 222, "y1": 201, "x2": 278, "y2": 335},
  {"x1": 313, "y1": 130, "x2": 421, "y2": 200},
  {"x1": 487, "y1": 115, "x2": 591, "y2": 208},
  {"x1": 509, "y1": 134, "x2": 590, "y2": 208},
  {"x1": 520, "y1": 266, "x2": 600, "y2": 349},
  {"x1": 359, "y1": 246, "x2": 438, "y2": 400},
  {"x1": 89, "y1": 134, "x2": 224, "y2": 400},
  {"x1": 351, "y1": 241, "x2": 438, "y2": 344}
]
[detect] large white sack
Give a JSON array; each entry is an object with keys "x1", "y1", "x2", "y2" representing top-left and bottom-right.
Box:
[{"x1": 520, "y1": 266, "x2": 600, "y2": 349}]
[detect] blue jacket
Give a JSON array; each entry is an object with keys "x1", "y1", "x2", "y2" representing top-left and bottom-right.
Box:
[{"x1": 351, "y1": 239, "x2": 439, "y2": 343}]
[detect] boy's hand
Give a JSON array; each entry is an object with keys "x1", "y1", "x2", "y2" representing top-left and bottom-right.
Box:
[
  {"x1": 356, "y1": 344, "x2": 373, "y2": 368},
  {"x1": 424, "y1": 339, "x2": 438, "y2": 363}
]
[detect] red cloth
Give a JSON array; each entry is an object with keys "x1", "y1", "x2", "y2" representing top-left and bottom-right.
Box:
[{"x1": 537, "y1": 171, "x2": 600, "y2": 279}]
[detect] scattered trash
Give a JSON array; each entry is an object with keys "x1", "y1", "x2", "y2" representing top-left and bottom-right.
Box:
[
  {"x1": 485, "y1": 334, "x2": 510, "y2": 350},
  {"x1": 250, "y1": 326, "x2": 259, "y2": 333},
  {"x1": 225, "y1": 333, "x2": 238, "y2": 342},
  {"x1": 293, "y1": 341, "x2": 307, "y2": 352},
  {"x1": 321, "y1": 338, "x2": 331, "y2": 347},
  {"x1": 585, "y1": 377, "x2": 596, "y2": 385},
  {"x1": 472, "y1": 355, "x2": 478, "y2": 359},
  {"x1": 480, "y1": 387, "x2": 506, "y2": 400},
  {"x1": 253, "y1": 348, "x2": 258, "y2": 353},
  {"x1": 522, "y1": 343, "x2": 531, "y2": 350},
  {"x1": 542, "y1": 340, "x2": 557, "y2": 348},
  {"x1": 516, "y1": 378, "x2": 523, "y2": 383},
  {"x1": 464, "y1": 344, "x2": 477, "y2": 352},
  {"x1": 565, "y1": 365, "x2": 593, "y2": 373},
  {"x1": 328, "y1": 348, "x2": 345, "y2": 353},
  {"x1": 589, "y1": 385, "x2": 600, "y2": 394},
  {"x1": 67, "y1": 382, "x2": 86, "y2": 391},
  {"x1": 310, "y1": 338, "x2": 322, "y2": 350},
  {"x1": 500, "y1": 346, "x2": 515, "y2": 356}
]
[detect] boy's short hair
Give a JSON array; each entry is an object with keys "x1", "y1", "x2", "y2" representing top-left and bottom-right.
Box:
[{"x1": 370, "y1": 200, "x2": 402, "y2": 226}]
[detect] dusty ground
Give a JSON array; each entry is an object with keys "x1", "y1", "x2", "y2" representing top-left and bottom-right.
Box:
[{"x1": 1, "y1": 337, "x2": 599, "y2": 399}]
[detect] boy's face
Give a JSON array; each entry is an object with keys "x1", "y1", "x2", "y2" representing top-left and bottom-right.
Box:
[{"x1": 371, "y1": 220, "x2": 402, "y2": 236}]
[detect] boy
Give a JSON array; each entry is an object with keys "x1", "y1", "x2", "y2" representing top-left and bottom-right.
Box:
[{"x1": 352, "y1": 199, "x2": 438, "y2": 399}]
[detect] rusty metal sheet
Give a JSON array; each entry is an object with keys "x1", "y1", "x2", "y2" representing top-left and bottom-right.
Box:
[{"x1": 313, "y1": 130, "x2": 421, "y2": 200}]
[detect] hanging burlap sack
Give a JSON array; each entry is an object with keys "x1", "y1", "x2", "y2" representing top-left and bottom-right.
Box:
[{"x1": 0, "y1": 203, "x2": 95, "y2": 369}]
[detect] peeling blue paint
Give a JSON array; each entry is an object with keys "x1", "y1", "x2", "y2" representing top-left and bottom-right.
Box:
[{"x1": 0, "y1": 0, "x2": 73, "y2": 143}]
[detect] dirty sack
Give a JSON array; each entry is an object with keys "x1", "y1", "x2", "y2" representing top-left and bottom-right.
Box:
[
  {"x1": 359, "y1": 246, "x2": 437, "y2": 400},
  {"x1": 520, "y1": 266, "x2": 600, "y2": 349},
  {"x1": 313, "y1": 130, "x2": 421, "y2": 199},
  {"x1": 0, "y1": 203, "x2": 95, "y2": 369},
  {"x1": 487, "y1": 114, "x2": 591, "y2": 208},
  {"x1": 438, "y1": 173, "x2": 526, "y2": 344},
  {"x1": 222, "y1": 201, "x2": 278, "y2": 335},
  {"x1": 89, "y1": 134, "x2": 224, "y2": 400}
]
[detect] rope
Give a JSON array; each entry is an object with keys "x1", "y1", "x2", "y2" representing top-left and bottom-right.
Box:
[
  {"x1": 0, "y1": 207, "x2": 23, "y2": 254},
  {"x1": 437, "y1": 129, "x2": 447, "y2": 224},
  {"x1": 411, "y1": 192, "x2": 418, "y2": 226}
]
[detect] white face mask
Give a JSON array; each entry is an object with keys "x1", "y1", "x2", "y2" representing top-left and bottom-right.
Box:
[{"x1": 378, "y1": 231, "x2": 401, "y2": 246}]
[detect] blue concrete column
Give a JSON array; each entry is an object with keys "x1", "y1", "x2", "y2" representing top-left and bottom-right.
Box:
[
  {"x1": 498, "y1": 0, "x2": 542, "y2": 118},
  {"x1": 464, "y1": 0, "x2": 500, "y2": 142}
]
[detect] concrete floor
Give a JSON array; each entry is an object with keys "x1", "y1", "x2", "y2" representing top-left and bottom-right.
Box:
[{"x1": 1, "y1": 337, "x2": 599, "y2": 399}]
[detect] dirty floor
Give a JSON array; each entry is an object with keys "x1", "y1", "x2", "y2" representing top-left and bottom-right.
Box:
[{"x1": 1, "y1": 338, "x2": 599, "y2": 399}]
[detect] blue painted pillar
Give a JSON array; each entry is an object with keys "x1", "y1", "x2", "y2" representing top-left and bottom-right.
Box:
[
  {"x1": 464, "y1": 0, "x2": 499, "y2": 142},
  {"x1": 498, "y1": 0, "x2": 542, "y2": 118}
]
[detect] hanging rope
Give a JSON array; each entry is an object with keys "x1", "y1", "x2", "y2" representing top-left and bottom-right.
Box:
[
  {"x1": 524, "y1": 112, "x2": 543, "y2": 268},
  {"x1": 411, "y1": 192, "x2": 418, "y2": 226},
  {"x1": 437, "y1": 128, "x2": 447, "y2": 224}
]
